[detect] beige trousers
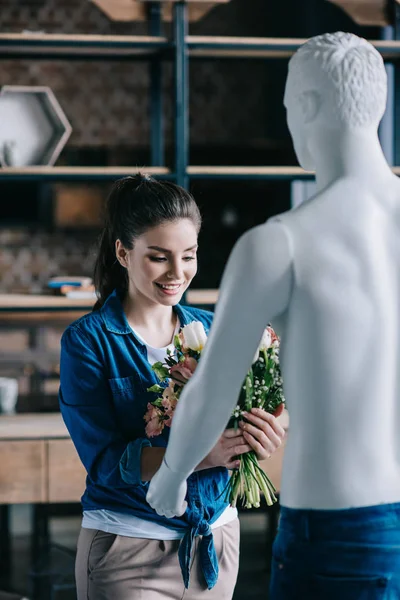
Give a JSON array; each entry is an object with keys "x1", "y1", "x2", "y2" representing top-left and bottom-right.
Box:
[{"x1": 75, "y1": 518, "x2": 240, "y2": 600}]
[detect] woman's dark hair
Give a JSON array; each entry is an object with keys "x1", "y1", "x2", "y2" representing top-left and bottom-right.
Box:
[{"x1": 93, "y1": 173, "x2": 202, "y2": 310}]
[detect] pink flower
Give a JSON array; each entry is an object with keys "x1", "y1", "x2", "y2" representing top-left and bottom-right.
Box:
[
  {"x1": 145, "y1": 417, "x2": 165, "y2": 438},
  {"x1": 144, "y1": 402, "x2": 160, "y2": 424},
  {"x1": 170, "y1": 356, "x2": 198, "y2": 387},
  {"x1": 144, "y1": 403, "x2": 165, "y2": 438},
  {"x1": 161, "y1": 386, "x2": 178, "y2": 411},
  {"x1": 161, "y1": 386, "x2": 178, "y2": 427}
]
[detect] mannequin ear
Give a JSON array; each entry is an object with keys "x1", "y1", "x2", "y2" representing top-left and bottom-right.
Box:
[
  {"x1": 115, "y1": 239, "x2": 128, "y2": 268},
  {"x1": 298, "y1": 90, "x2": 320, "y2": 124}
]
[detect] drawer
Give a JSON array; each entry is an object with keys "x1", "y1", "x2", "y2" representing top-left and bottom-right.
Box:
[
  {"x1": 48, "y1": 439, "x2": 87, "y2": 503},
  {"x1": 0, "y1": 440, "x2": 46, "y2": 503}
]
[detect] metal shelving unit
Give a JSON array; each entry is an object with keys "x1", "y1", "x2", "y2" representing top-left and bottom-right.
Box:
[{"x1": 1, "y1": 9, "x2": 400, "y2": 186}]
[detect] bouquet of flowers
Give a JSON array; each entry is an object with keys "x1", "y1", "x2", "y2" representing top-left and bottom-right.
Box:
[
  {"x1": 225, "y1": 326, "x2": 285, "y2": 508},
  {"x1": 144, "y1": 321, "x2": 285, "y2": 509},
  {"x1": 143, "y1": 322, "x2": 206, "y2": 438}
]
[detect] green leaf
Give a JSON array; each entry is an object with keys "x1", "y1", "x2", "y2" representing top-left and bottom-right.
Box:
[
  {"x1": 165, "y1": 356, "x2": 178, "y2": 368},
  {"x1": 245, "y1": 371, "x2": 254, "y2": 411},
  {"x1": 147, "y1": 384, "x2": 164, "y2": 394},
  {"x1": 152, "y1": 362, "x2": 170, "y2": 382}
]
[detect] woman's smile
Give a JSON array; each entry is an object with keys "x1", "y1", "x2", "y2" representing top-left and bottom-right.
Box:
[{"x1": 154, "y1": 282, "x2": 183, "y2": 295}]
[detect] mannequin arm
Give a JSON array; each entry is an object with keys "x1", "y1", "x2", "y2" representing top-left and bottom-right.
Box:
[{"x1": 147, "y1": 220, "x2": 293, "y2": 516}]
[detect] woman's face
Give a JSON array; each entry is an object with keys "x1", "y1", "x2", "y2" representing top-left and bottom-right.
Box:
[{"x1": 116, "y1": 219, "x2": 198, "y2": 307}]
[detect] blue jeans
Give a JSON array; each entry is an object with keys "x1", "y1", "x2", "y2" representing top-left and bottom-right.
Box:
[{"x1": 270, "y1": 503, "x2": 400, "y2": 599}]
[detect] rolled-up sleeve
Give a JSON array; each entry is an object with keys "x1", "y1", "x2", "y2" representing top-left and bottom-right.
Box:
[
  {"x1": 120, "y1": 438, "x2": 151, "y2": 486},
  {"x1": 59, "y1": 325, "x2": 151, "y2": 488}
]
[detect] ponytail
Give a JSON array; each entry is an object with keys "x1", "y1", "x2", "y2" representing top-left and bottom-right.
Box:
[{"x1": 93, "y1": 228, "x2": 128, "y2": 311}]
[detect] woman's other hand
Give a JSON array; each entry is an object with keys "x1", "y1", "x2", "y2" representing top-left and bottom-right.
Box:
[{"x1": 196, "y1": 428, "x2": 252, "y2": 471}]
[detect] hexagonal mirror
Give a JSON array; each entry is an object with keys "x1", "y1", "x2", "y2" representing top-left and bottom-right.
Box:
[{"x1": 0, "y1": 85, "x2": 72, "y2": 167}]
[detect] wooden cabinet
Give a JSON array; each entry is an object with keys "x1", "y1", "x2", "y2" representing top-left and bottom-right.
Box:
[
  {"x1": 48, "y1": 439, "x2": 86, "y2": 503},
  {"x1": 0, "y1": 414, "x2": 86, "y2": 504},
  {"x1": 0, "y1": 440, "x2": 46, "y2": 504}
]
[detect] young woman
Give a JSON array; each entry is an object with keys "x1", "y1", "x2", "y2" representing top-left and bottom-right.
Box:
[{"x1": 59, "y1": 174, "x2": 285, "y2": 600}]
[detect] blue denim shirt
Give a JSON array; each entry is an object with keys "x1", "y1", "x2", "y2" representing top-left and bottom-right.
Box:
[{"x1": 59, "y1": 289, "x2": 230, "y2": 589}]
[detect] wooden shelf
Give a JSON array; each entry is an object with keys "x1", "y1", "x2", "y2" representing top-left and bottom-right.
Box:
[
  {"x1": 2, "y1": 33, "x2": 400, "y2": 62},
  {"x1": 0, "y1": 165, "x2": 309, "y2": 182},
  {"x1": 0, "y1": 294, "x2": 95, "y2": 311},
  {"x1": 2, "y1": 165, "x2": 399, "y2": 182},
  {"x1": 0, "y1": 32, "x2": 170, "y2": 59},
  {"x1": 187, "y1": 36, "x2": 400, "y2": 60},
  {"x1": 0, "y1": 294, "x2": 94, "y2": 323},
  {"x1": 188, "y1": 36, "x2": 308, "y2": 58},
  {"x1": 0, "y1": 413, "x2": 69, "y2": 440},
  {"x1": 187, "y1": 166, "x2": 315, "y2": 179},
  {"x1": 186, "y1": 289, "x2": 218, "y2": 305},
  {"x1": 0, "y1": 291, "x2": 216, "y2": 324},
  {"x1": 189, "y1": 166, "x2": 400, "y2": 180},
  {"x1": 0, "y1": 166, "x2": 171, "y2": 181}
]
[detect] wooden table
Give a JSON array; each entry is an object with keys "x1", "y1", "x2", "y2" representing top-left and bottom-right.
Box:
[
  {"x1": 0, "y1": 413, "x2": 86, "y2": 587},
  {"x1": 0, "y1": 413, "x2": 86, "y2": 505}
]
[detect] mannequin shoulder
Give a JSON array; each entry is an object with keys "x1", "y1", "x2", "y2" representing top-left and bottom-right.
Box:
[
  {"x1": 238, "y1": 220, "x2": 293, "y2": 261},
  {"x1": 229, "y1": 221, "x2": 294, "y2": 282}
]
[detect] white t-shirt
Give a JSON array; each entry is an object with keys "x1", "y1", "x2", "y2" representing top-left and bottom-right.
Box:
[{"x1": 82, "y1": 321, "x2": 237, "y2": 539}]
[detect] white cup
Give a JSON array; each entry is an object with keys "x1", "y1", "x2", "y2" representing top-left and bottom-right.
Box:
[{"x1": 0, "y1": 378, "x2": 18, "y2": 414}]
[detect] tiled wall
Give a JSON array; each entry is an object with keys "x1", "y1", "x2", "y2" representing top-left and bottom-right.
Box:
[
  {"x1": 0, "y1": 228, "x2": 97, "y2": 293},
  {"x1": 0, "y1": 0, "x2": 271, "y2": 148}
]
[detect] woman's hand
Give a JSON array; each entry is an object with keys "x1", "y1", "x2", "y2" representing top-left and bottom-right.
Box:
[
  {"x1": 196, "y1": 428, "x2": 252, "y2": 471},
  {"x1": 238, "y1": 404, "x2": 285, "y2": 460}
]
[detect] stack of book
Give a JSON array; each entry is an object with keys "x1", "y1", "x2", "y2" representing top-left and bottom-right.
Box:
[{"x1": 47, "y1": 276, "x2": 96, "y2": 299}]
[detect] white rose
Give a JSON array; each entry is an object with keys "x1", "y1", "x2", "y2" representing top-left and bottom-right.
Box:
[
  {"x1": 181, "y1": 321, "x2": 207, "y2": 352},
  {"x1": 252, "y1": 328, "x2": 272, "y2": 363}
]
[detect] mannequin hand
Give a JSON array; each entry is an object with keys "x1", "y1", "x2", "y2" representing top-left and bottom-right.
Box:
[
  {"x1": 146, "y1": 458, "x2": 188, "y2": 518},
  {"x1": 196, "y1": 428, "x2": 252, "y2": 471},
  {"x1": 239, "y1": 405, "x2": 285, "y2": 460}
]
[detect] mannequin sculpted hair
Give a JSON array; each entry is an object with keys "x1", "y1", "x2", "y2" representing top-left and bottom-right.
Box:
[{"x1": 287, "y1": 31, "x2": 387, "y2": 128}]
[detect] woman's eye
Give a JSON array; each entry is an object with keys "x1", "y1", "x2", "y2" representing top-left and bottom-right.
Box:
[
  {"x1": 183, "y1": 256, "x2": 196, "y2": 262},
  {"x1": 149, "y1": 257, "x2": 167, "y2": 262}
]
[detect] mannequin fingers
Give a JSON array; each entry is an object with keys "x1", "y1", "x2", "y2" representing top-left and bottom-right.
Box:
[{"x1": 154, "y1": 502, "x2": 187, "y2": 519}]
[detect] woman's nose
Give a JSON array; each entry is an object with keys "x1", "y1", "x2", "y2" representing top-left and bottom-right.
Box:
[{"x1": 168, "y1": 261, "x2": 184, "y2": 280}]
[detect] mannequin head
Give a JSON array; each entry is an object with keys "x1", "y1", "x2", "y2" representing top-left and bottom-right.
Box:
[{"x1": 284, "y1": 32, "x2": 387, "y2": 170}]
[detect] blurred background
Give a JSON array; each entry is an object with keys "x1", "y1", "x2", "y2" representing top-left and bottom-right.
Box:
[{"x1": 0, "y1": 1, "x2": 395, "y2": 598}]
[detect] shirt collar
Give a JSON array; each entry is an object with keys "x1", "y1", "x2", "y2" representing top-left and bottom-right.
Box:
[{"x1": 101, "y1": 289, "x2": 193, "y2": 335}]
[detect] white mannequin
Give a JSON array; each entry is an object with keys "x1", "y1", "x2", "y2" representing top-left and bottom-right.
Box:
[{"x1": 147, "y1": 32, "x2": 400, "y2": 517}]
